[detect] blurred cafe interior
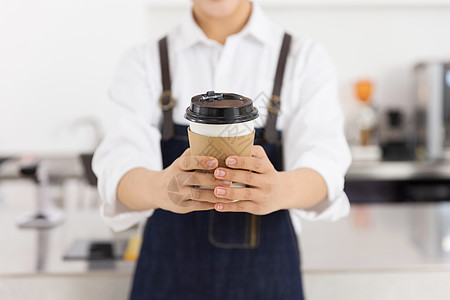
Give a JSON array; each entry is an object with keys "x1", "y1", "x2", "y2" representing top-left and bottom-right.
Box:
[{"x1": 1, "y1": 0, "x2": 450, "y2": 299}]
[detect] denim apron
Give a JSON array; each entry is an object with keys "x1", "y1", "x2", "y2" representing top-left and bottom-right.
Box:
[{"x1": 130, "y1": 34, "x2": 304, "y2": 300}]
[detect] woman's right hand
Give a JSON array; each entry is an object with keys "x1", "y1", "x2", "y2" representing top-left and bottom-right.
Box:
[{"x1": 155, "y1": 149, "x2": 231, "y2": 214}]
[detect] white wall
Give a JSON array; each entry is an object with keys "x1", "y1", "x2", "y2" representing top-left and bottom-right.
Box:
[
  {"x1": 268, "y1": 7, "x2": 450, "y2": 113},
  {"x1": 1, "y1": 0, "x2": 450, "y2": 155},
  {"x1": 146, "y1": 4, "x2": 450, "y2": 113},
  {"x1": 0, "y1": 0, "x2": 147, "y2": 155}
]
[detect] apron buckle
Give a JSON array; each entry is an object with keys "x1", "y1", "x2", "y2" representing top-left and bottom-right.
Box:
[
  {"x1": 268, "y1": 95, "x2": 281, "y2": 115},
  {"x1": 159, "y1": 91, "x2": 175, "y2": 111}
]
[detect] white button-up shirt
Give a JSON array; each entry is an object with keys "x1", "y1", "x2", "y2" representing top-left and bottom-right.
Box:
[{"x1": 92, "y1": 3, "x2": 352, "y2": 233}]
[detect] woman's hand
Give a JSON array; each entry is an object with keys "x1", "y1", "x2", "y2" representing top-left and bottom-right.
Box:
[
  {"x1": 118, "y1": 146, "x2": 327, "y2": 215},
  {"x1": 211, "y1": 145, "x2": 285, "y2": 215},
  {"x1": 156, "y1": 149, "x2": 231, "y2": 214}
]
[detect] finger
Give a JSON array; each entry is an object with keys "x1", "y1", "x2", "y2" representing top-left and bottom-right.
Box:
[
  {"x1": 184, "y1": 171, "x2": 232, "y2": 188},
  {"x1": 225, "y1": 155, "x2": 270, "y2": 173},
  {"x1": 213, "y1": 168, "x2": 264, "y2": 187},
  {"x1": 182, "y1": 186, "x2": 234, "y2": 204},
  {"x1": 251, "y1": 145, "x2": 269, "y2": 159},
  {"x1": 184, "y1": 200, "x2": 216, "y2": 211},
  {"x1": 214, "y1": 201, "x2": 257, "y2": 214},
  {"x1": 179, "y1": 148, "x2": 191, "y2": 156},
  {"x1": 178, "y1": 154, "x2": 218, "y2": 171},
  {"x1": 167, "y1": 174, "x2": 231, "y2": 206},
  {"x1": 213, "y1": 186, "x2": 260, "y2": 201}
]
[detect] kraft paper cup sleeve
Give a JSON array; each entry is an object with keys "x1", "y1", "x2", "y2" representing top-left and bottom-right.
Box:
[{"x1": 187, "y1": 128, "x2": 255, "y2": 167}]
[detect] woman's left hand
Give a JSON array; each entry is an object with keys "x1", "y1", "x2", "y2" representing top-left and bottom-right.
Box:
[{"x1": 212, "y1": 145, "x2": 284, "y2": 215}]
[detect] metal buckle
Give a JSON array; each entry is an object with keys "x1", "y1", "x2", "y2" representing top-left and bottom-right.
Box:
[
  {"x1": 159, "y1": 91, "x2": 175, "y2": 111},
  {"x1": 267, "y1": 95, "x2": 281, "y2": 115}
]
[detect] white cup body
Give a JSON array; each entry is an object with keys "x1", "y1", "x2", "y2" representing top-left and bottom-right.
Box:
[{"x1": 189, "y1": 120, "x2": 254, "y2": 137}]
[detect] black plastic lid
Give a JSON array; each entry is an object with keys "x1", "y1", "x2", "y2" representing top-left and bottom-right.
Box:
[{"x1": 185, "y1": 91, "x2": 259, "y2": 124}]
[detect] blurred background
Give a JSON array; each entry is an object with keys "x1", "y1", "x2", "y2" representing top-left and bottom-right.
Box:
[{"x1": 1, "y1": 0, "x2": 450, "y2": 299}]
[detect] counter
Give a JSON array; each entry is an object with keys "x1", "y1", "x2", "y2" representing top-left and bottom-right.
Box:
[
  {"x1": 300, "y1": 203, "x2": 450, "y2": 299},
  {"x1": 1, "y1": 180, "x2": 450, "y2": 299},
  {"x1": 0, "y1": 179, "x2": 133, "y2": 300}
]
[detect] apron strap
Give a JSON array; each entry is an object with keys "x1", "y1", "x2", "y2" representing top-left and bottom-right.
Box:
[
  {"x1": 158, "y1": 36, "x2": 175, "y2": 141},
  {"x1": 158, "y1": 33, "x2": 292, "y2": 143},
  {"x1": 263, "y1": 33, "x2": 292, "y2": 144}
]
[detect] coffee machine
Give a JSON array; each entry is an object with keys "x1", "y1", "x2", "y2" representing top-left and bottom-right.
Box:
[{"x1": 414, "y1": 61, "x2": 450, "y2": 161}]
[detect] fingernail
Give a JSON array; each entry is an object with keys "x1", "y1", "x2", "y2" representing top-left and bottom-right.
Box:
[
  {"x1": 215, "y1": 169, "x2": 226, "y2": 177},
  {"x1": 226, "y1": 157, "x2": 236, "y2": 165},
  {"x1": 216, "y1": 187, "x2": 226, "y2": 196},
  {"x1": 221, "y1": 180, "x2": 231, "y2": 186},
  {"x1": 207, "y1": 160, "x2": 217, "y2": 168},
  {"x1": 216, "y1": 204, "x2": 224, "y2": 210}
]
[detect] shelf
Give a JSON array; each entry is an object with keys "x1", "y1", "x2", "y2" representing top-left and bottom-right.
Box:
[{"x1": 347, "y1": 160, "x2": 450, "y2": 181}]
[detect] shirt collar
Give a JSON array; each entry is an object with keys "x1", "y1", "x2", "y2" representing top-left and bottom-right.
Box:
[
  {"x1": 172, "y1": 1, "x2": 275, "y2": 52},
  {"x1": 238, "y1": 2, "x2": 274, "y2": 45}
]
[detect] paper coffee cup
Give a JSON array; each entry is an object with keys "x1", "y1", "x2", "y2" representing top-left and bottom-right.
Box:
[{"x1": 185, "y1": 91, "x2": 259, "y2": 188}]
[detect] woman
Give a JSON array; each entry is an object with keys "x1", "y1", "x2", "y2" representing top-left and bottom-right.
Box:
[{"x1": 93, "y1": 0, "x2": 351, "y2": 299}]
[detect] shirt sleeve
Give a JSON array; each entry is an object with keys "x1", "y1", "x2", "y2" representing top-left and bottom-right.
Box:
[
  {"x1": 283, "y1": 42, "x2": 352, "y2": 222},
  {"x1": 92, "y1": 45, "x2": 163, "y2": 232}
]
